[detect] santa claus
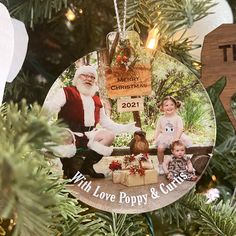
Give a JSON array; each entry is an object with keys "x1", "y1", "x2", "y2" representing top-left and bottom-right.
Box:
[{"x1": 44, "y1": 65, "x2": 139, "y2": 178}]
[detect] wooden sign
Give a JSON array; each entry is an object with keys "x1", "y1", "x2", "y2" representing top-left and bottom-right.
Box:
[
  {"x1": 201, "y1": 24, "x2": 236, "y2": 129},
  {"x1": 105, "y1": 65, "x2": 152, "y2": 98},
  {"x1": 117, "y1": 97, "x2": 144, "y2": 112}
]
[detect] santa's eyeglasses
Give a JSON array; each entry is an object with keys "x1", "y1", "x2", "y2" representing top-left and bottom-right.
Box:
[{"x1": 80, "y1": 74, "x2": 95, "y2": 80}]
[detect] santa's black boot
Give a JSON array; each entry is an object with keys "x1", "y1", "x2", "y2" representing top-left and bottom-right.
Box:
[
  {"x1": 60, "y1": 155, "x2": 85, "y2": 179},
  {"x1": 80, "y1": 150, "x2": 105, "y2": 178}
]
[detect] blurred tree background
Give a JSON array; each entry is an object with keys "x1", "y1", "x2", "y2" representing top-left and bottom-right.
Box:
[
  {"x1": 4, "y1": 0, "x2": 116, "y2": 104},
  {"x1": 0, "y1": 0, "x2": 236, "y2": 235},
  {"x1": 2, "y1": 0, "x2": 236, "y2": 105}
]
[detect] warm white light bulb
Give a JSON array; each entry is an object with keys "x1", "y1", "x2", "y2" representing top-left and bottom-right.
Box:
[
  {"x1": 147, "y1": 38, "x2": 157, "y2": 49},
  {"x1": 146, "y1": 28, "x2": 158, "y2": 50},
  {"x1": 212, "y1": 175, "x2": 217, "y2": 182},
  {"x1": 65, "y1": 9, "x2": 76, "y2": 21}
]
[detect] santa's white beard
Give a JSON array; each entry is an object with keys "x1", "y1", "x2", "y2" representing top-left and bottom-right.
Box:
[{"x1": 75, "y1": 79, "x2": 98, "y2": 96}]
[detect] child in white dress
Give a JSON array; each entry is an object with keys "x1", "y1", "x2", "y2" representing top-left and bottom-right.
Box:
[{"x1": 153, "y1": 96, "x2": 192, "y2": 174}]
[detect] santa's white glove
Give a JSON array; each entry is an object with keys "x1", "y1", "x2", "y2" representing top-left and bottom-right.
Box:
[
  {"x1": 73, "y1": 132, "x2": 84, "y2": 137},
  {"x1": 122, "y1": 122, "x2": 141, "y2": 133}
]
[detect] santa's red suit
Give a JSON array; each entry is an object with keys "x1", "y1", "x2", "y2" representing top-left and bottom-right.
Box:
[
  {"x1": 58, "y1": 86, "x2": 102, "y2": 148},
  {"x1": 59, "y1": 86, "x2": 101, "y2": 130}
]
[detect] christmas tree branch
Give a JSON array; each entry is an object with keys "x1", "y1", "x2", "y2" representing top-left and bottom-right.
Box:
[
  {"x1": 96, "y1": 212, "x2": 150, "y2": 235},
  {"x1": 125, "y1": 0, "x2": 216, "y2": 75},
  {"x1": 8, "y1": 0, "x2": 68, "y2": 27},
  {"x1": 0, "y1": 101, "x2": 105, "y2": 235},
  {"x1": 153, "y1": 189, "x2": 236, "y2": 236}
]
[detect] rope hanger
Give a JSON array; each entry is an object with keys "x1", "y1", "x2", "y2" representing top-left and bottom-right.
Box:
[{"x1": 113, "y1": 0, "x2": 127, "y2": 33}]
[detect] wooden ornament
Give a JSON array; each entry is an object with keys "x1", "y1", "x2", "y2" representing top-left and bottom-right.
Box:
[
  {"x1": 201, "y1": 24, "x2": 236, "y2": 129},
  {"x1": 104, "y1": 31, "x2": 152, "y2": 98}
]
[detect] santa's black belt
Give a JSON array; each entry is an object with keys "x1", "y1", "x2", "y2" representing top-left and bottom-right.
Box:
[
  {"x1": 74, "y1": 126, "x2": 95, "y2": 133},
  {"x1": 82, "y1": 126, "x2": 95, "y2": 132}
]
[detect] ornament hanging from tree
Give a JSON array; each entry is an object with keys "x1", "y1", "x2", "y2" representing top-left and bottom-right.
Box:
[
  {"x1": 43, "y1": 49, "x2": 216, "y2": 213},
  {"x1": 42, "y1": 0, "x2": 216, "y2": 214},
  {"x1": 201, "y1": 24, "x2": 236, "y2": 129}
]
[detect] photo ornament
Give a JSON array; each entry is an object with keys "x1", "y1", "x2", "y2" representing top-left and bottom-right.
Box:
[{"x1": 43, "y1": 31, "x2": 216, "y2": 213}]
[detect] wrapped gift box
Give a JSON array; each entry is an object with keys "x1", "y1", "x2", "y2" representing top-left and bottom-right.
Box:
[
  {"x1": 140, "y1": 159, "x2": 153, "y2": 169},
  {"x1": 122, "y1": 172, "x2": 145, "y2": 186},
  {"x1": 112, "y1": 170, "x2": 126, "y2": 184},
  {"x1": 144, "y1": 169, "x2": 158, "y2": 185},
  {"x1": 114, "y1": 169, "x2": 158, "y2": 187}
]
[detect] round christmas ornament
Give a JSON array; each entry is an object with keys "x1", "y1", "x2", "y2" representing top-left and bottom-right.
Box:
[{"x1": 43, "y1": 29, "x2": 216, "y2": 213}]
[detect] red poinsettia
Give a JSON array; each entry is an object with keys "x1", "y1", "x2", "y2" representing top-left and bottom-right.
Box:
[
  {"x1": 129, "y1": 165, "x2": 137, "y2": 175},
  {"x1": 129, "y1": 154, "x2": 136, "y2": 162},
  {"x1": 109, "y1": 160, "x2": 122, "y2": 171},
  {"x1": 129, "y1": 164, "x2": 145, "y2": 176},
  {"x1": 137, "y1": 167, "x2": 145, "y2": 176},
  {"x1": 124, "y1": 154, "x2": 136, "y2": 166}
]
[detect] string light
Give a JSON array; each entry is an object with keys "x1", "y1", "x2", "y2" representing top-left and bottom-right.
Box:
[
  {"x1": 212, "y1": 175, "x2": 217, "y2": 182},
  {"x1": 192, "y1": 61, "x2": 201, "y2": 70},
  {"x1": 146, "y1": 27, "x2": 158, "y2": 50},
  {"x1": 65, "y1": 8, "x2": 76, "y2": 21}
]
